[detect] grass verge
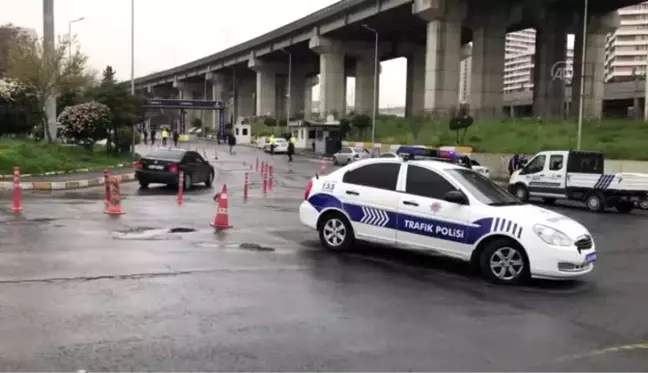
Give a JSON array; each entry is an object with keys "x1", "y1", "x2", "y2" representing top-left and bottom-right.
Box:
[
  {"x1": 0, "y1": 139, "x2": 133, "y2": 175},
  {"x1": 252, "y1": 117, "x2": 648, "y2": 160}
]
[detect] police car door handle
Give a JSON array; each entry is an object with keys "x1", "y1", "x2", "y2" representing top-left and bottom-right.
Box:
[
  {"x1": 345, "y1": 190, "x2": 359, "y2": 196},
  {"x1": 403, "y1": 200, "x2": 419, "y2": 206}
]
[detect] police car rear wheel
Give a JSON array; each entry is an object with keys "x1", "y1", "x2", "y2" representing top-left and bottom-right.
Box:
[
  {"x1": 480, "y1": 239, "x2": 529, "y2": 285},
  {"x1": 318, "y1": 213, "x2": 354, "y2": 251}
]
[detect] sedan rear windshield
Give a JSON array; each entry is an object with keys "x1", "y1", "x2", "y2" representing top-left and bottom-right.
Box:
[{"x1": 144, "y1": 149, "x2": 185, "y2": 161}]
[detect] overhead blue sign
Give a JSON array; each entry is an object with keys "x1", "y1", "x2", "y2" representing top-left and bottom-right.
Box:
[{"x1": 144, "y1": 99, "x2": 225, "y2": 109}]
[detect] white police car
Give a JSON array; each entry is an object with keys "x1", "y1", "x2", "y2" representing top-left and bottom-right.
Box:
[{"x1": 299, "y1": 156, "x2": 597, "y2": 285}]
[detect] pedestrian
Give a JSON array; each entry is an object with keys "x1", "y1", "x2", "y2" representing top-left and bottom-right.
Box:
[
  {"x1": 161, "y1": 127, "x2": 169, "y2": 147},
  {"x1": 508, "y1": 153, "x2": 521, "y2": 176},
  {"x1": 143, "y1": 129, "x2": 148, "y2": 145},
  {"x1": 268, "y1": 134, "x2": 276, "y2": 155},
  {"x1": 173, "y1": 129, "x2": 179, "y2": 147},
  {"x1": 150, "y1": 129, "x2": 156, "y2": 146},
  {"x1": 228, "y1": 131, "x2": 237, "y2": 155},
  {"x1": 287, "y1": 133, "x2": 296, "y2": 163}
]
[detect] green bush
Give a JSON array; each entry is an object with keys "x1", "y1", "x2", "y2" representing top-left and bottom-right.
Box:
[
  {"x1": 114, "y1": 127, "x2": 139, "y2": 154},
  {"x1": 263, "y1": 116, "x2": 277, "y2": 126}
]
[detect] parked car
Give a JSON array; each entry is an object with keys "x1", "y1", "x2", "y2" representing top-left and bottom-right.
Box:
[
  {"x1": 264, "y1": 138, "x2": 289, "y2": 153},
  {"x1": 135, "y1": 148, "x2": 215, "y2": 190},
  {"x1": 332, "y1": 147, "x2": 370, "y2": 165}
]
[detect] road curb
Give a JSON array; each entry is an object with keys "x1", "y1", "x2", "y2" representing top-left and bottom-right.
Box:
[
  {"x1": 0, "y1": 162, "x2": 137, "y2": 180},
  {"x1": 0, "y1": 173, "x2": 136, "y2": 191}
]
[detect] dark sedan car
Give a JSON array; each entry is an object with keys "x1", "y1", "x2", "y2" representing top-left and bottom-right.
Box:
[{"x1": 135, "y1": 148, "x2": 215, "y2": 189}]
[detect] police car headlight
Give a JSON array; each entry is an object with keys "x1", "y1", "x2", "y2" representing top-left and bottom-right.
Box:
[{"x1": 532, "y1": 224, "x2": 572, "y2": 247}]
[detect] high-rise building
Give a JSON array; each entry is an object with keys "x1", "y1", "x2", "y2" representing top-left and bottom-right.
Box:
[
  {"x1": 604, "y1": 2, "x2": 648, "y2": 82},
  {"x1": 459, "y1": 28, "x2": 574, "y2": 102}
]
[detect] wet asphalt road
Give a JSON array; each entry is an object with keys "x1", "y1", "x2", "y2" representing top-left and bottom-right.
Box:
[{"x1": 0, "y1": 142, "x2": 647, "y2": 371}]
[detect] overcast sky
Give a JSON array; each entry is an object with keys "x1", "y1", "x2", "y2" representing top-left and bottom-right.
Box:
[{"x1": 0, "y1": 0, "x2": 409, "y2": 107}]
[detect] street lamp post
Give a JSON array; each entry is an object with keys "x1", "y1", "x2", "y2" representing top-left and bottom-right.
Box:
[
  {"x1": 576, "y1": 0, "x2": 588, "y2": 150},
  {"x1": 280, "y1": 49, "x2": 292, "y2": 129},
  {"x1": 67, "y1": 17, "x2": 85, "y2": 62},
  {"x1": 362, "y1": 24, "x2": 379, "y2": 155},
  {"x1": 130, "y1": 0, "x2": 136, "y2": 155}
]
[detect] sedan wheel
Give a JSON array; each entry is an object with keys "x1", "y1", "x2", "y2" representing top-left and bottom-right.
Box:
[
  {"x1": 183, "y1": 173, "x2": 192, "y2": 191},
  {"x1": 318, "y1": 213, "x2": 354, "y2": 251},
  {"x1": 480, "y1": 238, "x2": 529, "y2": 285}
]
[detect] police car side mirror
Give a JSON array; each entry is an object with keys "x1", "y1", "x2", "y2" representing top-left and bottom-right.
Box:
[{"x1": 443, "y1": 190, "x2": 468, "y2": 205}]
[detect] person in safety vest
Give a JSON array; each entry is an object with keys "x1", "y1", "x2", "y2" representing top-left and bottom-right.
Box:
[
  {"x1": 287, "y1": 135, "x2": 296, "y2": 163},
  {"x1": 161, "y1": 128, "x2": 169, "y2": 147},
  {"x1": 269, "y1": 134, "x2": 276, "y2": 155}
]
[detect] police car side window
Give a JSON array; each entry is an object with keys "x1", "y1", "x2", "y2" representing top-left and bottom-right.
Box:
[
  {"x1": 342, "y1": 163, "x2": 400, "y2": 191},
  {"x1": 406, "y1": 165, "x2": 456, "y2": 199}
]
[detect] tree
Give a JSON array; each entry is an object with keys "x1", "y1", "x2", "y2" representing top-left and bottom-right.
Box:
[
  {"x1": 5, "y1": 33, "x2": 89, "y2": 142},
  {"x1": 89, "y1": 66, "x2": 145, "y2": 154},
  {"x1": 0, "y1": 24, "x2": 34, "y2": 78},
  {"x1": 0, "y1": 78, "x2": 42, "y2": 136},
  {"x1": 339, "y1": 117, "x2": 351, "y2": 138},
  {"x1": 57, "y1": 101, "x2": 110, "y2": 147},
  {"x1": 350, "y1": 114, "x2": 371, "y2": 136}
]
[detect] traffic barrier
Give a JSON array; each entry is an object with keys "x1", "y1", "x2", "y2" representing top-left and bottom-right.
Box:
[
  {"x1": 269, "y1": 165, "x2": 273, "y2": 191},
  {"x1": 177, "y1": 171, "x2": 184, "y2": 206},
  {"x1": 104, "y1": 176, "x2": 125, "y2": 215},
  {"x1": 243, "y1": 172, "x2": 249, "y2": 201},
  {"x1": 210, "y1": 184, "x2": 232, "y2": 229},
  {"x1": 11, "y1": 166, "x2": 21, "y2": 213},
  {"x1": 103, "y1": 169, "x2": 111, "y2": 206}
]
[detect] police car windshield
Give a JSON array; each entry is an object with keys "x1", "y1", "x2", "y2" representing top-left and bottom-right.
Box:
[{"x1": 447, "y1": 169, "x2": 522, "y2": 206}]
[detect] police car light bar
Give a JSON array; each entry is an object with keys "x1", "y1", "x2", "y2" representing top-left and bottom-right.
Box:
[{"x1": 396, "y1": 146, "x2": 450, "y2": 161}]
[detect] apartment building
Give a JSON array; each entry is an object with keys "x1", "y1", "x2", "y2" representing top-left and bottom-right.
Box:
[{"x1": 605, "y1": 1, "x2": 648, "y2": 82}]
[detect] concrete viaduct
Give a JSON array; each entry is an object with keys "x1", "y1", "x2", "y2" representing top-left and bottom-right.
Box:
[{"x1": 133, "y1": 0, "x2": 642, "y2": 129}]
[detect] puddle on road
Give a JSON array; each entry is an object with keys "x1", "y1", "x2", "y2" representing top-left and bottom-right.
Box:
[{"x1": 112, "y1": 226, "x2": 197, "y2": 240}]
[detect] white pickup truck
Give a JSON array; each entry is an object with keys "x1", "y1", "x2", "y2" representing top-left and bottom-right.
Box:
[{"x1": 508, "y1": 150, "x2": 648, "y2": 213}]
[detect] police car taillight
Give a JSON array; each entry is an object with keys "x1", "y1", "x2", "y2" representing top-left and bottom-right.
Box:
[{"x1": 304, "y1": 180, "x2": 313, "y2": 200}]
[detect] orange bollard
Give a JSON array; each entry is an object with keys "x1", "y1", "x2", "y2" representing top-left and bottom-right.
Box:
[
  {"x1": 103, "y1": 169, "x2": 111, "y2": 206},
  {"x1": 210, "y1": 184, "x2": 232, "y2": 229},
  {"x1": 214, "y1": 149, "x2": 218, "y2": 160},
  {"x1": 11, "y1": 166, "x2": 21, "y2": 213},
  {"x1": 319, "y1": 158, "x2": 327, "y2": 174},
  {"x1": 262, "y1": 167, "x2": 267, "y2": 195},
  {"x1": 243, "y1": 172, "x2": 249, "y2": 201},
  {"x1": 177, "y1": 171, "x2": 184, "y2": 206},
  {"x1": 104, "y1": 176, "x2": 125, "y2": 215},
  {"x1": 269, "y1": 165, "x2": 273, "y2": 191},
  {"x1": 261, "y1": 160, "x2": 265, "y2": 174},
  {"x1": 256, "y1": 158, "x2": 259, "y2": 172}
]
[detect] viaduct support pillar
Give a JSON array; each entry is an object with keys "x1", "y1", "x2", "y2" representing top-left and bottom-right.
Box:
[
  {"x1": 469, "y1": 12, "x2": 506, "y2": 119},
  {"x1": 304, "y1": 76, "x2": 319, "y2": 120},
  {"x1": 571, "y1": 12, "x2": 619, "y2": 120},
  {"x1": 405, "y1": 46, "x2": 426, "y2": 117},
  {"x1": 310, "y1": 36, "x2": 346, "y2": 119},
  {"x1": 533, "y1": 10, "x2": 569, "y2": 120},
  {"x1": 248, "y1": 58, "x2": 277, "y2": 117},
  {"x1": 413, "y1": 0, "x2": 465, "y2": 118}
]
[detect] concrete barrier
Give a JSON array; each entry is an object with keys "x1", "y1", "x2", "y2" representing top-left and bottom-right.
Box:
[{"x1": 341, "y1": 141, "x2": 648, "y2": 181}]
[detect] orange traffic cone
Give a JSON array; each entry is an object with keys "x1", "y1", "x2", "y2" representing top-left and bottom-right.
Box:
[
  {"x1": 210, "y1": 184, "x2": 232, "y2": 229},
  {"x1": 104, "y1": 176, "x2": 125, "y2": 215},
  {"x1": 319, "y1": 158, "x2": 327, "y2": 174}
]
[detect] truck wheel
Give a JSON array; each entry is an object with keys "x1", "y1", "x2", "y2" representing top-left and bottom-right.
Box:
[
  {"x1": 615, "y1": 201, "x2": 633, "y2": 213},
  {"x1": 512, "y1": 184, "x2": 529, "y2": 202},
  {"x1": 585, "y1": 192, "x2": 605, "y2": 212}
]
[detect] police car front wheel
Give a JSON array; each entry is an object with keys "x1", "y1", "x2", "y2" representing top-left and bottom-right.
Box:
[
  {"x1": 480, "y1": 239, "x2": 530, "y2": 285},
  {"x1": 318, "y1": 212, "x2": 354, "y2": 251}
]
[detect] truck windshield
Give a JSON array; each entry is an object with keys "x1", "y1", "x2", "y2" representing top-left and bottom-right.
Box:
[{"x1": 447, "y1": 169, "x2": 522, "y2": 206}]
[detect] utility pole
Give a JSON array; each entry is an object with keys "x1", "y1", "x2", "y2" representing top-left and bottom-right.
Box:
[{"x1": 43, "y1": 0, "x2": 56, "y2": 142}]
